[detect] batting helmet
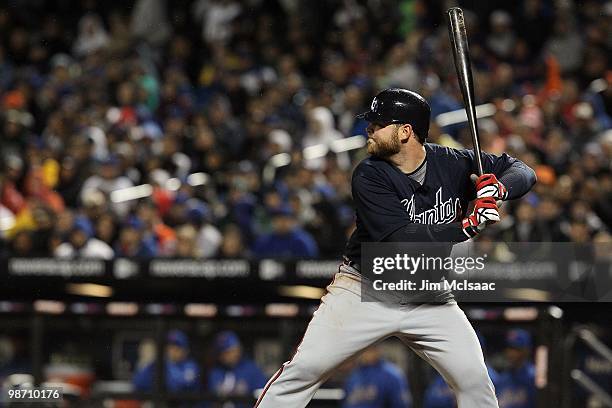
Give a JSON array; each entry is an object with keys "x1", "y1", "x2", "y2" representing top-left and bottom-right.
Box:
[{"x1": 357, "y1": 88, "x2": 431, "y2": 141}]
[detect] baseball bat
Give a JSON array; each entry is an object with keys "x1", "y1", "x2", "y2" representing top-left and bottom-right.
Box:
[{"x1": 447, "y1": 7, "x2": 484, "y2": 176}]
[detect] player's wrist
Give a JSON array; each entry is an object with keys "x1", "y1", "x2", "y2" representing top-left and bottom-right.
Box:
[
  {"x1": 461, "y1": 216, "x2": 481, "y2": 238},
  {"x1": 497, "y1": 182, "x2": 509, "y2": 201}
]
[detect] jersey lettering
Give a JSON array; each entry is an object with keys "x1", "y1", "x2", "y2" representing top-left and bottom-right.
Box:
[{"x1": 401, "y1": 187, "x2": 461, "y2": 224}]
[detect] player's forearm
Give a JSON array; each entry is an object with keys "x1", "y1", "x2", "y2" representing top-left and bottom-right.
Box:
[
  {"x1": 499, "y1": 161, "x2": 537, "y2": 200},
  {"x1": 384, "y1": 222, "x2": 469, "y2": 243}
]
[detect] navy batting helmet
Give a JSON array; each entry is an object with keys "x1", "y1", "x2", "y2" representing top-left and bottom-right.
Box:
[{"x1": 357, "y1": 88, "x2": 431, "y2": 141}]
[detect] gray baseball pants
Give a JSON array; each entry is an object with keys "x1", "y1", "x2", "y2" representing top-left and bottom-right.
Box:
[{"x1": 255, "y1": 267, "x2": 499, "y2": 407}]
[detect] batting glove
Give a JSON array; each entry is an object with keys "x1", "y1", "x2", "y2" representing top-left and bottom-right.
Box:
[
  {"x1": 471, "y1": 173, "x2": 508, "y2": 201},
  {"x1": 462, "y1": 197, "x2": 500, "y2": 238}
]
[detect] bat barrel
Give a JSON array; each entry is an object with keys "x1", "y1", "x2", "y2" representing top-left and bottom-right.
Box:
[{"x1": 447, "y1": 7, "x2": 484, "y2": 176}]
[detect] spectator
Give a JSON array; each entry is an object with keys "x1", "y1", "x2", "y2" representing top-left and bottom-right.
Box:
[
  {"x1": 130, "y1": 0, "x2": 172, "y2": 48},
  {"x1": 79, "y1": 156, "x2": 133, "y2": 218},
  {"x1": 136, "y1": 200, "x2": 176, "y2": 256},
  {"x1": 486, "y1": 11, "x2": 516, "y2": 60},
  {"x1": 218, "y1": 224, "x2": 246, "y2": 258},
  {"x1": 496, "y1": 329, "x2": 536, "y2": 408},
  {"x1": 55, "y1": 156, "x2": 88, "y2": 209},
  {"x1": 184, "y1": 200, "x2": 222, "y2": 258},
  {"x1": 423, "y1": 372, "x2": 456, "y2": 408},
  {"x1": 8, "y1": 201, "x2": 55, "y2": 255},
  {"x1": 72, "y1": 13, "x2": 110, "y2": 57},
  {"x1": 207, "y1": 331, "x2": 266, "y2": 406},
  {"x1": 0, "y1": 335, "x2": 31, "y2": 383},
  {"x1": 9, "y1": 230, "x2": 35, "y2": 257},
  {"x1": 302, "y1": 106, "x2": 347, "y2": 170},
  {"x1": 542, "y1": 15, "x2": 584, "y2": 74},
  {"x1": 94, "y1": 213, "x2": 118, "y2": 247},
  {"x1": 1, "y1": 155, "x2": 26, "y2": 215},
  {"x1": 503, "y1": 202, "x2": 541, "y2": 242},
  {"x1": 133, "y1": 330, "x2": 201, "y2": 393},
  {"x1": 207, "y1": 96, "x2": 246, "y2": 159},
  {"x1": 114, "y1": 219, "x2": 157, "y2": 258},
  {"x1": 192, "y1": 0, "x2": 242, "y2": 45},
  {"x1": 174, "y1": 224, "x2": 199, "y2": 258},
  {"x1": 0, "y1": 201, "x2": 15, "y2": 241},
  {"x1": 54, "y1": 216, "x2": 114, "y2": 259},
  {"x1": 342, "y1": 345, "x2": 412, "y2": 408},
  {"x1": 252, "y1": 206, "x2": 319, "y2": 259}
]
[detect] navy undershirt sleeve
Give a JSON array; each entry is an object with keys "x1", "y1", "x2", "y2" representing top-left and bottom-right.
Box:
[
  {"x1": 461, "y1": 149, "x2": 537, "y2": 200},
  {"x1": 498, "y1": 160, "x2": 537, "y2": 200}
]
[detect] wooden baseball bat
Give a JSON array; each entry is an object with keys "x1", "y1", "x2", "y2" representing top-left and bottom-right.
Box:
[{"x1": 447, "y1": 7, "x2": 484, "y2": 176}]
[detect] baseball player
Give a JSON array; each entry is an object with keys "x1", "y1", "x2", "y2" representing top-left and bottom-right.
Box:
[
  {"x1": 424, "y1": 332, "x2": 501, "y2": 408},
  {"x1": 255, "y1": 88, "x2": 536, "y2": 408},
  {"x1": 496, "y1": 329, "x2": 536, "y2": 408},
  {"x1": 207, "y1": 331, "x2": 267, "y2": 408},
  {"x1": 133, "y1": 330, "x2": 201, "y2": 393},
  {"x1": 343, "y1": 345, "x2": 412, "y2": 408}
]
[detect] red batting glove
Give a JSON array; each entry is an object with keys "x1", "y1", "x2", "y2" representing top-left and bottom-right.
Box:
[
  {"x1": 473, "y1": 173, "x2": 508, "y2": 201},
  {"x1": 462, "y1": 197, "x2": 500, "y2": 238}
]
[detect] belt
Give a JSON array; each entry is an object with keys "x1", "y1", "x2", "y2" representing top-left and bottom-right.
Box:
[{"x1": 342, "y1": 257, "x2": 361, "y2": 272}]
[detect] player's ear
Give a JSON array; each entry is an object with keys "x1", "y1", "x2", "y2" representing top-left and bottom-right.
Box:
[{"x1": 400, "y1": 124, "x2": 412, "y2": 143}]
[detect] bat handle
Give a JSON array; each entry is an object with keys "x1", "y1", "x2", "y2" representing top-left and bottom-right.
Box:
[{"x1": 473, "y1": 134, "x2": 484, "y2": 176}]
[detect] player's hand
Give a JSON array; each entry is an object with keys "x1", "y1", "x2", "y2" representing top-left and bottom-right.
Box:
[
  {"x1": 470, "y1": 173, "x2": 508, "y2": 201},
  {"x1": 462, "y1": 197, "x2": 500, "y2": 238}
]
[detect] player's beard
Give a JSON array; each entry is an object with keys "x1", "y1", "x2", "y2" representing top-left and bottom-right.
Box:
[{"x1": 367, "y1": 125, "x2": 401, "y2": 158}]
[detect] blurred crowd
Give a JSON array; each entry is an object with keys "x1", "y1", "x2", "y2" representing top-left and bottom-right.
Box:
[{"x1": 0, "y1": 0, "x2": 611, "y2": 260}]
